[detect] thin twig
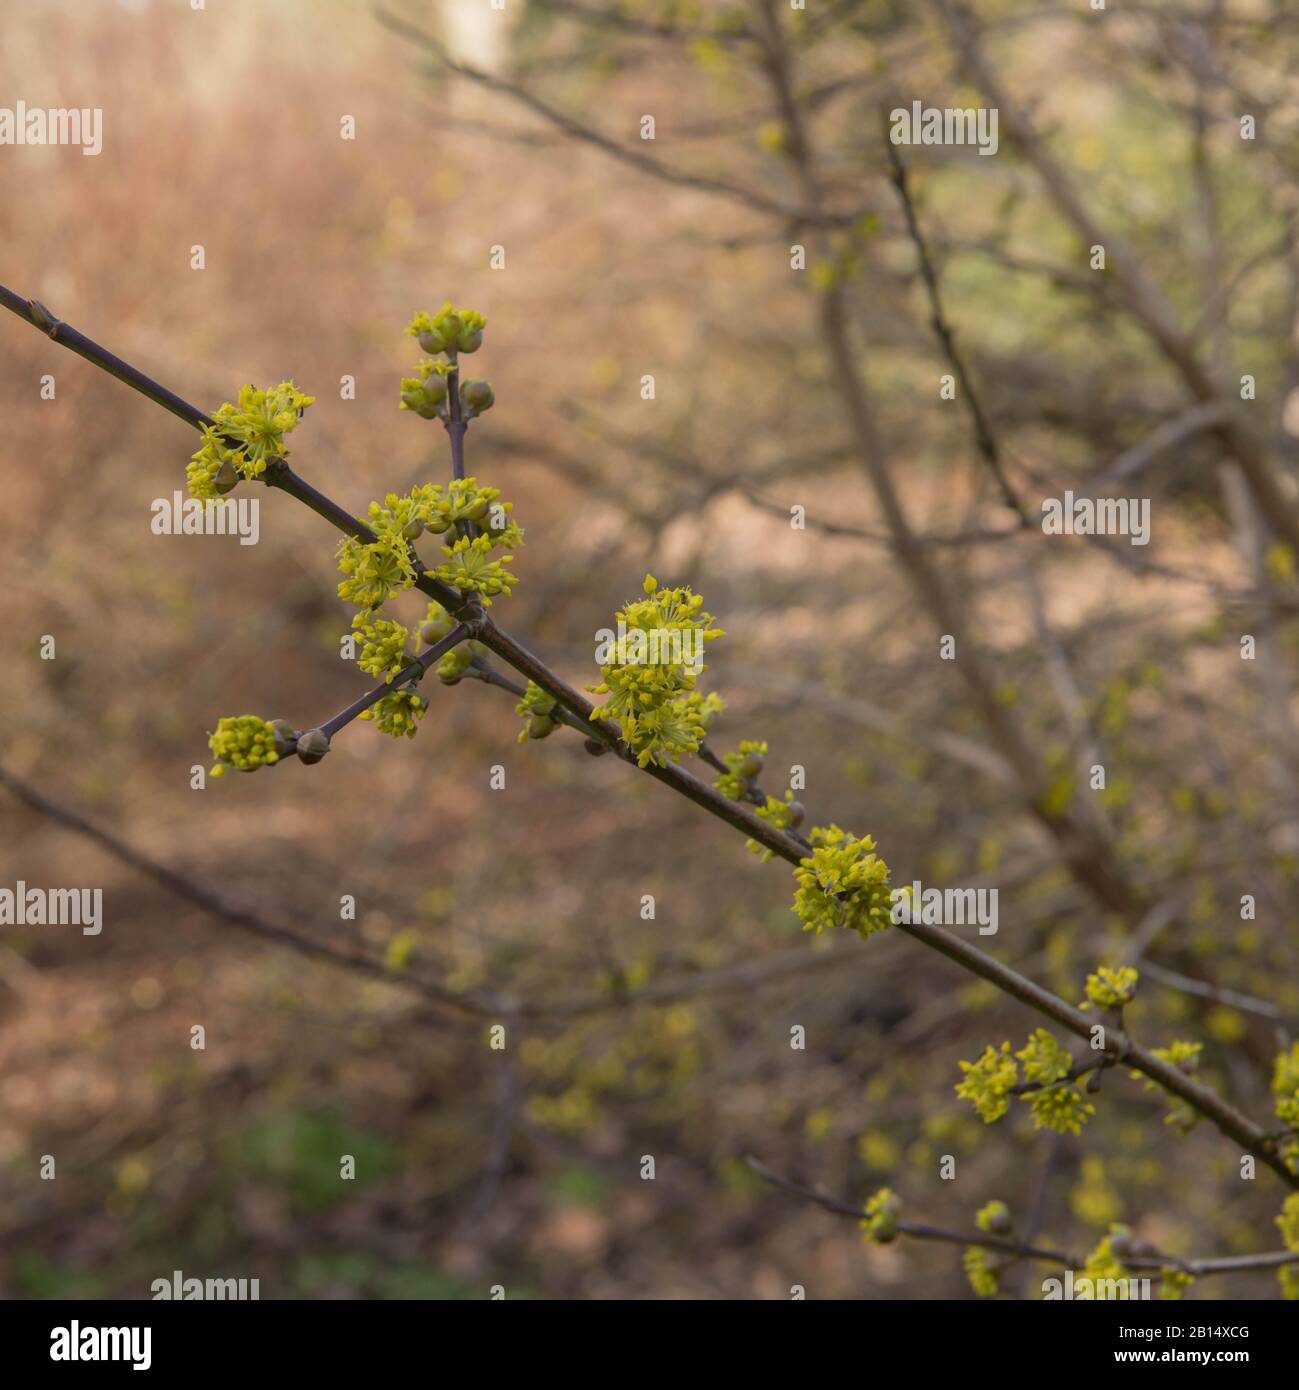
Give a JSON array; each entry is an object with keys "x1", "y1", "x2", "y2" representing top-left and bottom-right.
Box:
[{"x1": 880, "y1": 116, "x2": 1027, "y2": 523}]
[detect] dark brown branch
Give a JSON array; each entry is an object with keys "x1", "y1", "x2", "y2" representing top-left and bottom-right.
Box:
[
  {"x1": 3, "y1": 281, "x2": 1293, "y2": 1185},
  {"x1": 879, "y1": 116, "x2": 1028, "y2": 523},
  {"x1": 745, "y1": 1157, "x2": 1299, "y2": 1278}
]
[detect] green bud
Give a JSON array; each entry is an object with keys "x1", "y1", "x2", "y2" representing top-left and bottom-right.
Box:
[
  {"x1": 468, "y1": 640, "x2": 491, "y2": 663},
  {"x1": 402, "y1": 518, "x2": 425, "y2": 541},
  {"x1": 464, "y1": 498, "x2": 490, "y2": 522},
  {"x1": 213, "y1": 458, "x2": 238, "y2": 494},
  {"x1": 417, "y1": 329, "x2": 446, "y2": 355},
  {"x1": 458, "y1": 328, "x2": 483, "y2": 354},
  {"x1": 425, "y1": 515, "x2": 452, "y2": 534},
  {"x1": 737, "y1": 751, "x2": 764, "y2": 780},
  {"x1": 296, "y1": 728, "x2": 331, "y2": 765},
  {"x1": 422, "y1": 376, "x2": 448, "y2": 406},
  {"x1": 437, "y1": 648, "x2": 473, "y2": 685},
  {"x1": 420, "y1": 618, "x2": 451, "y2": 646},
  {"x1": 400, "y1": 386, "x2": 426, "y2": 410},
  {"x1": 528, "y1": 714, "x2": 557, "y2": 740},
  {"x1": 270, "y1": 718, "x2": 299, "y2": 758},
  {"x1": 984, "y1": 1205, "x2": 1013, "y2": 1236},
  {"x1": 460, "y1": 379, "x2": 495, "y2": 414},
  {"x1": 872, "y1": 1211, "x2": 899, "y2": 1244}
]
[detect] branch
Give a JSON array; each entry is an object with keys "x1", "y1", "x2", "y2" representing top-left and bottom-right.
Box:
[
  {"x1": 4, "y1": 282, "x2": 1294, "y2": 1185},
  {"x1": 879, "y1": 116, "x2": 1028, "y2": 523},
  {"x1": 373, "y1": 7, "x2": 859, "y2": 231},
  {"x1": 745, "y1": 1157, "x2": 1299, "y2": 1280}
]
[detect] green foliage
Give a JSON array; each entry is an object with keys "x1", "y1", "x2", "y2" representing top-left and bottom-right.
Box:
[
  {"x1": 234, "y1": 1108, "x2": 394, "y2": 1211},
  {"x1": 11, "y1": 1251, "x2": 105, "y2": 1299},
  {"x1": 291, "y1": 1252, "x2": 479, "y2": 1300}
]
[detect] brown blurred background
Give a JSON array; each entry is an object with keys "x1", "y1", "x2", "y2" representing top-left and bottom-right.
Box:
[{"x1": 2, "y1": 0, "x2": 1299, "y2": 1299}]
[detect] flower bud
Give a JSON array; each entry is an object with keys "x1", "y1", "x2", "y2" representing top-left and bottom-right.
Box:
[
  {"x1": 528, "y1": 714, "x2": 557, "y2": 740},
  {"x1": 871, "y1": 1211, "x2": 899, "y2": 1244},
  {"x1": 269, "y1": 718, "x2": 299, "y2": 758},
  {"x1": 420, "y1": 618, "x2": 451, "y2": 646},
  {"x1": 213, "y1": 458, "x2": 239, "y2": 494},
  {"x1": 295, "y1": 728, "x2": 331, "y2": 765},
  {"x1": 984, "y1": 1205, "x2": 1013, "y2": 1236},
  {"x1": 584, "y1": 738, "x2": 609, "y2": 757},
  {"x1": 461, "y1": 379, "x2": 495, "y2": 414},
  {"x1": 458, "y1": 328, "x2": 483, "y2": 354},
  {"x1": 402, "y1": 518, "x2": 425, "y2": 541},
  {"x1": 1107, "y1": 1229, "x2": 1133, "y2": 1258},
  {"x1": 425, "y1": 515, "x2": 452, "y2": 534},
  {"x1": 400, "y1": 386, "x2": 426, "y2": 410},
  {"x1": 737, "y1": 751, "x2": 764, "y2": 780},
  {"x1": 417, "y1": 329, "x2": 446, "y2": 355},
  {"x1": 422, "y1": 376, "x2": 448, "y2": 407},
  {"x1": 788, "y1": 800, "x2": 806, "y2": 828},
  {"x1": 437, "y1": 648, "x2": 473, "y2": 685},
  {"x1": 464, "y1": 498, "x2": 490, "y2": 522}
]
